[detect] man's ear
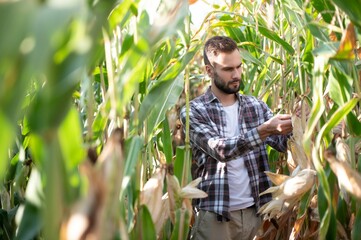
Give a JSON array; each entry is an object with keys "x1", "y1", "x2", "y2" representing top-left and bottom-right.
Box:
[{"x1": 205, "y1": 65, "x2": 213, "y2": 77}]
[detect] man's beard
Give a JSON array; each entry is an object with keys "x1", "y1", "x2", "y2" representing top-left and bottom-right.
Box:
[{"x1": 213, "y1": 72, "x2": 241, "y2": 94}]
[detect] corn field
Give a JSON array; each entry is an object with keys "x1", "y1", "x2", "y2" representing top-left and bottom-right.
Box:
[{"x1": 0, "y1": 0, "x2": 361, "y2": 239}]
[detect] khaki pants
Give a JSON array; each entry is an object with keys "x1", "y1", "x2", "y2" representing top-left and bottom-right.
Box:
[{"x1": 190, "y1": 207, "x2": 261, "y2": 240}]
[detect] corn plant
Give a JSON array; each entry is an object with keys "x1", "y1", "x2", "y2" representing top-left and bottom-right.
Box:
[{"x1": 0, "y1": 0, "x2": 361, "y2": 239}]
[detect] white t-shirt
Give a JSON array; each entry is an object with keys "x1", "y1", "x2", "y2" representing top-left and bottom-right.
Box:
[{"x1": 223, "y1": 101, "x2": 254, "y2": 211}]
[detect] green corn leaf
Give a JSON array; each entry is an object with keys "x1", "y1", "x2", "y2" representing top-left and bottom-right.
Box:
[
  {"x1": 170, "y1": 208, "x2": 191, "y2": 240},
  {"x1": 121, "y1": 136, "x2": 144, "y2": 196},
  {"x1": 316, "y1": 97, "x2": 360, "y2": 145},
  {"x1": 239, "y1": 48, "x2": 263, "y2": 66},
  {"x1": 15, "y1": 168, "x2": 43, "y2": 240},
  {"x1": 131, "y1": 205, "x2": 157, "y2": 240},
  {"x1": 336, "y1": 198, "x2": 348, "y2": 226},
  {"x1": 15, "y1": 202, "x2": 42, "y2": 240},
  {"x1": 5, "y1": 154, "x2": 19, "y2": 185},
  {"x1": 328, "y1": 67, "x2": 353, "y2": 106},
  {"x1": 0, "y1": 112, "x2": 13, "y2": 180},
  {"x1": 318, "y1": 184, "x2": 331, "y2": 240},
  {"x1": 331, "y1": 0, "x2": 361, "y2": 29},
  {"x1": 174, "y1": 146, "x2": 185, "y2": 183},
  {"x1": 346, "y1": 112, "x2": 361, "y2": 136},
  {"x1": 211, "y1": 20, "x2": 242, "y2": 28},
  {"x1": 142, "y1": 74, "x2": 184, "y2": 138},
  {"x1": 305, "y1": 13, "x2": 329, "y2": 42},
  {"x1": 58, "y1": 107, "x2": 85, "y2": 171},
  {"x1": 258, "y1": 26, "x2": 295, "y2": 55},
  {"x1": 152, "y1": 40, "x2": 176, "y2": 78},
  {"x1": 108, "y1": 0, "x2": 138, "y2": 30},
  {"x1": 326, "y1": 208, "x2": 337, "y2": 240},
  {"x1": 137, "y1": 41, "x2": 202, "y2": 138},
  {"x1": 162, "y1": 118, "x2": 173, "y2": 165},
  {"x1": 282, "y1": 2, "x2": 304, "y2": 30},
  {"x1": 117, "y1": 41, "x2": 150, "y2": 111},
  {"x1": 352, "y1": 206, "x2": 361, "y2": 240},
  {"x1": 311, "y1": 0, "x2": 335, "y2": 23}
]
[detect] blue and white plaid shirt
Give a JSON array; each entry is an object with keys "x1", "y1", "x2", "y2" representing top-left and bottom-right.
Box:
[{"x1": 180, "y1": 87, "x2": 288, "y2": 220}]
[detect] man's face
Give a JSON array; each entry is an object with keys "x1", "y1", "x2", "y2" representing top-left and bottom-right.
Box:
[{"x1": 206, "y1": 49, "x2": 242, "y2": 94}]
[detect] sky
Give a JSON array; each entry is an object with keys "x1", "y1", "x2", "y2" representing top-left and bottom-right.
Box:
[{"x1": 189, "y1": 0, "x2": 223, "y2": 30}]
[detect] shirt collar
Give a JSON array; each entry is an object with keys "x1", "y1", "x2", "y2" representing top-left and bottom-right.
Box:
[{"x1": 204, "y1": 86, "x2": 243, "y2": 104}]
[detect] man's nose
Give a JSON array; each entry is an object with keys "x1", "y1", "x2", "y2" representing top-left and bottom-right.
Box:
[{"x1": 232, "y1": 68, "x2": 241, "y2": 78}]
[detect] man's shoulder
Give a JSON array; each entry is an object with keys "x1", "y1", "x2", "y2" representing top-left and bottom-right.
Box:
[
  {"x1": 190, "y1": 93, "x2": 207, "y2": 106},
  {"x1": 240, "y1": 94, "x2": 263, "y2": 105},
  {"x1": 179, "y1": 93, "x2": 209, "y2": 120}
]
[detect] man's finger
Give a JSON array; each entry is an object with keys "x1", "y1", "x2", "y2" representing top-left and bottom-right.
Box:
[{"x1": 277, "y1": 114, "x2": 292, "y2": 120}]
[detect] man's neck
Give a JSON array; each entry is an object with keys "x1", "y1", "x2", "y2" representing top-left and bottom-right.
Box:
[{"x1": 210, "y1": 85, "x2": 237, "y2": 106}]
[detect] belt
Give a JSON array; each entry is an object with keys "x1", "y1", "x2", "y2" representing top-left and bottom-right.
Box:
[{"x1": 245, "y1": 204, "x2": 255, "y2": 209}]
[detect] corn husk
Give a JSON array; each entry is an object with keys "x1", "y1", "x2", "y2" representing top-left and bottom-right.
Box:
[
  {"x1": 264, "y1": 171, "x2": 289, "y2": 186},
  {"x1": 258, "y1": 199, "x2": 293, "y2": 220},
  {"x1": 291, "y1": 115, "x2": 304, "y2": 144},
  {"x1": 179, "y1": 177, "x2": 207, "y2": 199},
  {"x1": 166, "y1": 174, "x2": 207, "y2": 224},
  {"x1": 288, "y1": 138, "x2": 311, "y2": 170},
  {"x1": 279, "y1": 169, "x2": 316, "y2": 199},
  {"x1": 261, "y1": 169, "x2": 316, "y2": 200},
  {"x1": 287, "y1": 148, "x2": 298, "y2": 173}
]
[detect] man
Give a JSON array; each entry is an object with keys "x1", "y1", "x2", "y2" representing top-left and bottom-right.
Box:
[{"x1": 180, "y1": 36, "x2": 292, "y2": 240}]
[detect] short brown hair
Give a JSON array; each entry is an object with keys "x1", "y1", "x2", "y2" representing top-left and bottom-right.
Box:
[{"x1": 203, "y1": 36, "x2": 238, "y2": 65}]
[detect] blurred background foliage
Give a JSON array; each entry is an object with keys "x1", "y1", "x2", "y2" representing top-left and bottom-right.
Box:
[{"x1": 0, "y1": 0, "x2": 360, "y2": 239}]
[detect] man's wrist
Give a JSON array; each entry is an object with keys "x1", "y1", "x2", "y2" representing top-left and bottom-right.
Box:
[{"x1": 257, "y1": 123, "x2": 270, "y2": 141}]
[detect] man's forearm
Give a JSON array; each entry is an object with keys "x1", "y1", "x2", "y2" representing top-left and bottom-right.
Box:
[{"x1": 257, "y1": 123, "x2": 270, "y2": 141}]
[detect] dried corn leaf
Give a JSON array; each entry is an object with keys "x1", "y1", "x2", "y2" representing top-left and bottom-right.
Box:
[
  {"x1": 61, "y1": 129, "x2": 125, "y2": 240},
  {"x1": 153, "y1": 193, "x2": 170, "y2": 235},
  {"x1": 325, "y1": 150, "x2": 361, "y2": 200},
  {"x1": 337, "y1": 220, "x2": 349, "y2": 240},
  {"x1": 289, "y1": 212, "x2": 306, "y2": 240},
  {"x1": 355, "y1": 140, "x2": 361, "y2": 154},
  {"x1": 61, "y1": 161, "x2": 106, "y2": 240},
  {"x1": 140, "y1": 168, "x2": 166, "y2": 225},
  {"x1": 335, "y1": 22, "x2": 356, "y2": 60},
  {"x1": 0, "y1": 187, "x2": 10, "y2": 211},
  {"x1": 335, "y1": 137, "x2": 352, "y2": 165},
  {"x1": 166, "y1": 174, "x2": 182, "y2": 223}
]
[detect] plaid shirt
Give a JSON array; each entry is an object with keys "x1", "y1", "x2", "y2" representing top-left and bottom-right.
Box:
[{"x1": 180, "y1": 87, "x2": 288, "y2": 220}]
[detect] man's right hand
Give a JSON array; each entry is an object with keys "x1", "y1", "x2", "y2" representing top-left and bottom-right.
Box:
[{"x1": 257, "y1": 114, "x2": 293, "y2": 140}]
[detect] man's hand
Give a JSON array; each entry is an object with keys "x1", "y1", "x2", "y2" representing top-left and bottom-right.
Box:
[{"x1": 257, "y1": 114, "x2": 293, "y2": 140}]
